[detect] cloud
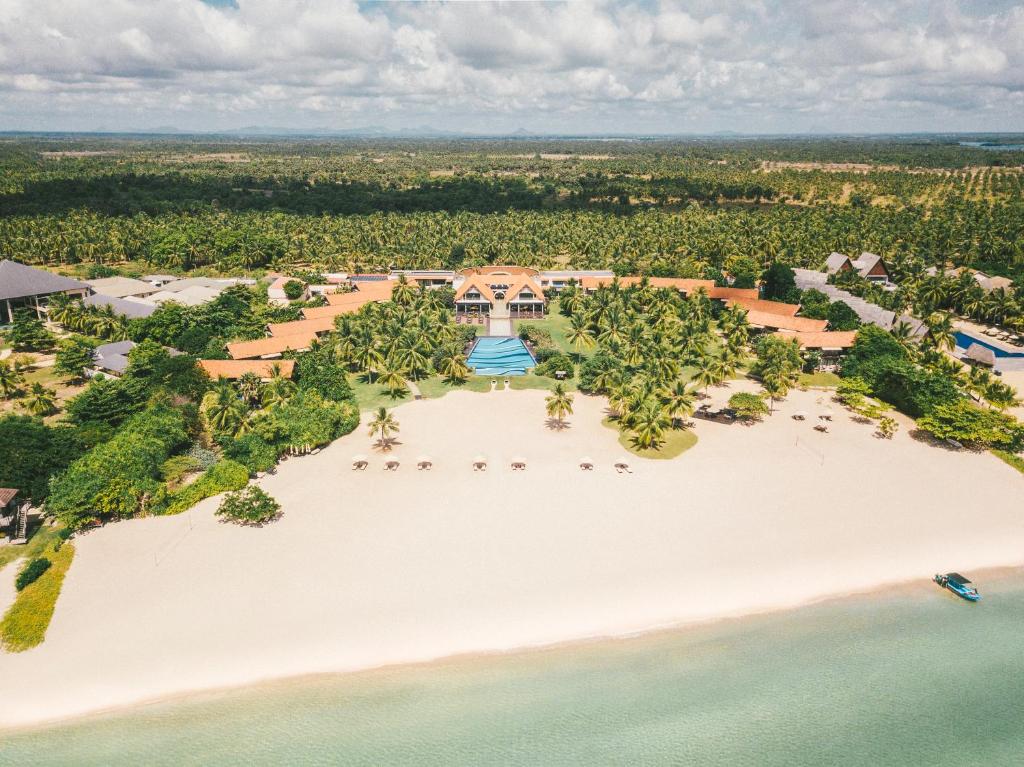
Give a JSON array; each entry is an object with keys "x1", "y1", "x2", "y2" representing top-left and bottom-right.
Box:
[{"x1": 0, "y1": 0, "x2": 1020, "y2": 132}]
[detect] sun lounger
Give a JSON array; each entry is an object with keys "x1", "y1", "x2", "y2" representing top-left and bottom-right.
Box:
[{"x1": 384, "y1": 460, "x2": 400, "y2": 471}]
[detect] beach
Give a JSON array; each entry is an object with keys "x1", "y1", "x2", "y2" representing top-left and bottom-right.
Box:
[{"x1": 1, "y1": 383, "x2": 1022, "y2": 729}]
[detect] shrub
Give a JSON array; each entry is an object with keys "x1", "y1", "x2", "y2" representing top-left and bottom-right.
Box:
[
  {"x1": 216, "y1": 486, "x2": 281, "y2": 527},
  {"x1": 16, "y1": 557, "x2": 51, "y2": 591},
  {"x1": 918, "y1": 400, "x2": 1024, "y2": 450},
  {"x1": 223, "y1": 434, "x2": 279, "y2": 473},
  {"x1": 160, "y1": 459, "x2": 250, "y2": 516},
  {"x1": 46, "y1": 405, "x2": 191, "y2": 529},
  {"x1": 293, "y1": 346, "x2": 353, "y2": 402},
  {"x1": 534, "y1": 353, "x2": 574, "y2": 379},
  {"x1": 283, "y1": 280, "x2": 305, "y2": 300},
  {"x1": 186, "y1": 444, "x2": 219, "y2": 470},
  {"x1": 728, "y1": 392, "x2": 769, "y2": 422},
  {"x1": 826, "y1": 301, "x2": 862, "y2": 331},
  {"x1": 519, "y1": 325, "x2": 554, "y2": 348}
]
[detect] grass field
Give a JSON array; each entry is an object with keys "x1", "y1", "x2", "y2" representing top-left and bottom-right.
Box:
[
  {"x1": 799, "y1": 371, "x2": 842, "y2": 388},
  {"x1": 1, "y1": 540, "x2": 75, "y2": 652},
  {"x1": 0, "y1": 522, "x2": 63, "y2": 570},
  {"x1": 601, "y1": 417, "x2": 699, "y2": 459}
]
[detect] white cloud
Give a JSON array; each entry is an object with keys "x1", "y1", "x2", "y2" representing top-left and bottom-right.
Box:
[{"x1": 0, "y1": 0, "x2": 1019, "y2": 132}]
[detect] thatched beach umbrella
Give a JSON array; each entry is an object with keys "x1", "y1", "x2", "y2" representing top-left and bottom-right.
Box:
[
  {"x1": 579, "y1": 456, "x2": 594, "y2": 470},
  {"x1": 966, "y1": 343, "x2": 996, "y2": 367},
  {"x1": 352, "y1": 454, "x2": 368, "y2": 470},
  {"x1": 473, "y1": 454, "x2": 487, "y2": 471},
  {"x1": 614, "y1": 457, "x2": 631, "y2": 473},
  {"x1": 417, "y1": 455, "x2": 433, "y2": 470},
  {"x1": 384, "y1": 460, "x2": 400, "y2": 471},
  {"x1": 511, "y1": 456, "x2": 527, "y2": 470}
]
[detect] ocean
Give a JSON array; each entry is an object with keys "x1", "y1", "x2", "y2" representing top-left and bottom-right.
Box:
[{"x1": 3, "y1": 574, "x2": 1023, "y2": 766}]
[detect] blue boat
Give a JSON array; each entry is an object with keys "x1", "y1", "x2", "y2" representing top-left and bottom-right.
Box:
[{"x1": 934, "y1": 573, "x2": 981, "y2": 602}]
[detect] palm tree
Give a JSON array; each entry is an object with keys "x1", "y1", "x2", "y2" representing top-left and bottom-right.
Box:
[
  {"x1": 922, "y1": 312, "x2": 955, "y2": 352},
  {"x1": 693, "y1": 357, "x2": 723, "y2": 396},
  {"x1": 262, "y1": 368, "x2": 296, "y2": 408},
  {"x1": 368, "y1": 406, "x2": 399, "y2": 448},
  {"x1": 237, "y1": 372, "x2": 263, "y2": 407},
  {"x1": 201, "y1": 378, "x2": 246, "y2": 434},
  {"x1": 629, "y1": 401, "x2": 668, "y2": 451},
  {"x1": 0, "y1": 361, "x2": 24, "y2": 399},
  {"x1": 438, "y1": 351, "x2": 470, "y2": 383},
  {"x1": 659, "y1": 379, "x2": 695, "y2": 428},
  {"x1": 377, "y1": 363, "x2": 408, "y2": 398},
  {"x1": 22, "y1": 382, "x2": 57, "y2": 416},
  {"x1": 984, "y1": 380, "x2": 1020, "y2": 411},
  {"x1": 391, "y1": 275, "x2": 416, "y2": 306},
  {"x1": 545, "y1": 383, "x2": 574, "y2": 428},
  {"x1": 565, "y1": 314, "x2": 595, "y2": 362}
]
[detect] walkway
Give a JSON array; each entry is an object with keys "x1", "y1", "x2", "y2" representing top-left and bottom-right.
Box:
[{"x1": 487, "y1": 299, "x2": 512, "y2": 336}]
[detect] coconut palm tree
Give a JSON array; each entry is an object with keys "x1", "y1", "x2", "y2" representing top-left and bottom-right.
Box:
[
  {"x1": 22, "y1": 382, "x2": 57, "y2": 416},
  {"x1": 262, "y1": 368, "x2": 296, "y2": 408},
  {"x1": 629, "y1": 401, "x2": 669, "y2": 451},
  {"x1": 659, "y1": 379, "x2": 695, "y2": 428},
  {"x1": 922, "y1": 312, "x2": 956, "y2": 352},
  {"x1": 368, "y1": 406, "x2": 399, "y2": 448},
  {"x1": 237, "y1": 372, "x2": 264, "y2": 408},
  {"x1": 201, "y1": 378, "x2": 246, "y2": 435},
  {"x1": 438, "y1": 351, "x2": 470, "y2": 383},
  {"x1": 545, "y1": 383, "x2": 574, "y2": 428},
  {"x1": 377, "y1": 363, "x2": 408, "y2": 398},
  {"x1": 0, "y1": 361, "x2": 24, "y2": 399},
  {"x1": 565, "y1": 314, "x2": 595, "y2": 361}
]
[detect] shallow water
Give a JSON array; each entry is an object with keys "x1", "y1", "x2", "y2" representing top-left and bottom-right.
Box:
[{"x1": 3, "y1": 575, "x2": 1023, "y2": 766}]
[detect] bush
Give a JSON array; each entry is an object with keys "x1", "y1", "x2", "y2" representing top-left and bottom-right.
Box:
[
  {"x1": 519, "y1": 325, "x2": 554, "y2": 349},
  {"x1": 216, "y1": 486, "x2": 281, "y2": 527},
  {"x1": 826, "y1": 301, "x2": 862, "y2": 331},
  {"x1": 160, "y1": 459, "x2": 250, "y2": 516},
  {"x1": 46, "y1": 405, "x2": 191, "y2": 529},
  {"x1": 16, "y1": 557, "x2": 51, "y2": 591},
  {"x1": 283, "y1": 280, "x2": 305, "y2": 300},
  {"x1": 918, "y1": 400, "x2": 1024, "y2": 450},
  {"x1": 223, "y1": 434, "x2": 279, "y2": 473},
  {"x1": 728, "y1": 392, "x2": 769, "y2": 422},
  {"x1": 293, "y1": 346, "x2": 354, "y2": 402},
  {"x1": 534, "y1": 353, "x2": 574, "y2": 379},
  {"x1": 160, "y1": 455, "x2": 202, "y2": 485}
]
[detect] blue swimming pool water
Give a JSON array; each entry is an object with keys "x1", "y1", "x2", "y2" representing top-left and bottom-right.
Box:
[
  {"x1": 466, "y1": 337, "x2": 536, "y2": 376},
  {"x1": 954, "y1": 331, "x2": 1024, "y2": 358}
]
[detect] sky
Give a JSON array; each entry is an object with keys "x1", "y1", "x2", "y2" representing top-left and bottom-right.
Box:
[{"x1": 0, "y1": 0, "x2": 1021, "y2": 135}]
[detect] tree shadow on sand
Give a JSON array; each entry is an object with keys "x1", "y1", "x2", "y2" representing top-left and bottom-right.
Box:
[
  {"x1": 545, "y1": 418, "x2": 571, "y2": 431},
  {"x1": 372, "y1": 437, "x2": 403, "y2": 451}
]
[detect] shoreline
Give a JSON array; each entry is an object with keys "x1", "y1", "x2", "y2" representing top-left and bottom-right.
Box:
[
  {"x1": 2, "y1": 386, "x2": 1022, "y2": 731},
  {"x1": 6, "y1": 564, "x2": 1022, "y2": 735}
]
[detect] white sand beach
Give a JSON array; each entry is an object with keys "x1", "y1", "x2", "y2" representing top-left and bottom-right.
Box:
[{"x1": 1, "y1": 383, "x2": 1022, "y2": 729}]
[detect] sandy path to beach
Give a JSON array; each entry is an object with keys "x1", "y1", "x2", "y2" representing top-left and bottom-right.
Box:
[{"x1": 1, "y1": 383, "x2": 1022, "y2": 728}]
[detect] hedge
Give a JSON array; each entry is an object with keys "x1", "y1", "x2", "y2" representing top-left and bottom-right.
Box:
[{"x1": 160, "y1": 459, "x2": 250, "y2": 516}]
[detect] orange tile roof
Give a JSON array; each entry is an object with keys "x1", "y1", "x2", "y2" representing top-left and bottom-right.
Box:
[
  {"x1": 454, "y1": 275, "x2": 497, "y2": 303},
  {"x1": 706, "y1": 287, "x2": 760, "y2": 300},
  {"x1": 325, "y1": 281, "x2": 394, "y2": 306},
  {"x1": 302, "y1": 303, "x2": 368, "y2": 320},
  {"x1": 268, "y1": 317, "x2": 337, "y2": 337},
  {"x1": 725, "y1": 298, "x2": 801, "y2": 317},
  {"x1": 199, "y1": 359, "x2": 296, "y2": 380},
  {"x1": 744, "y1": 310, "x2": 828, "y2": 332},
  {"x1": 458, "y1": 266, "x2": 539, "y2": 277},
  {"x1": 505, "y1": 275, "x2": 545, "y2": 302},
  {"x1": 227, "y1": 330, "x2": 318, "y2": 359},
  {"x1": 772, "y1": 331, "x2": 858, "y2": 349}
]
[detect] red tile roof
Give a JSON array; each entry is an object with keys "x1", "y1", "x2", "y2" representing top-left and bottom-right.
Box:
[
  {"x1": 726, "y1": 298, "x2": 801, "y2": 317},
  {"x1": 772, "y1": 331, "x2": 858, "y2": 349},
  {"x1": 199, "y1": 359, "x2": 296, "y2": 380},
  {"x1": 227, "y1": 331, "x2": 318, "y2": 359},
  {"x1": 744, "y1": 310, "x2": 828, "y2": 332}
]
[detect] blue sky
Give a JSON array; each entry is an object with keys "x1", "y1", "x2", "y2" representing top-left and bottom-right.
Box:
[{"x1": 0, "y1": 0, "x2": 1021, "y2": 134}]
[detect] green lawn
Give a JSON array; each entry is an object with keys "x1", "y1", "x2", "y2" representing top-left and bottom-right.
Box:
[
  {"x1": 507, "y1": 371, "x2": 578, "y2": 392},
  {"x1": 799, "y1": 371, "x2": 842, "y2": 388},
  {"x1": 993, "y1": 449, "x2": 1024, "y2": 476},
  {"x1": 417, "y1": 375, "x2": 492, "y2": 399},
  {"x1": 514, "y1": 299, "x2": 591, "y2": 358},
  {"x1": 0, "y1": 522, "x2": 63, "y2": 570},
  {"x1": 1, "y1": 540, "x2": 75, "y2": 652},
  {"x1": 349, "y1": 373, "x2": 493, "y2": 412},
  {"x1": 601, "y1": 417, "x2": 699, "y2": 460}
]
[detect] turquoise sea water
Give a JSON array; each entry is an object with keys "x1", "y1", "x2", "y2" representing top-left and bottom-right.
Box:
[{"x1": 3, "y1": 575, "x2": 1024, "y2": 766}]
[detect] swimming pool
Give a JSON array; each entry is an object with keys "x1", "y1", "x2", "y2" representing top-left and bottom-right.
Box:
[
  {"x1": 466, "y1": 337, "x2": 537, "y2": 376},
  {"x1": 954, "y1": 331, "x2": 1024, "y2": 358}
]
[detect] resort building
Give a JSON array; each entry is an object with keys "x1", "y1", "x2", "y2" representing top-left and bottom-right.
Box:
[
  {"x1": 390, "y1": 270, "x2": 456, "y2": 288},
  {"x1": 90, "y1": 340, "x2": 137, "y2": 377},
  {"x1": 82, "y1": 293, "x2": 157, "y2": 319},
  {"x1": 0, "y1": 260, "x2": 91, "y2": 324},
  {"x1": 198, "y1": 359, "x2": 296, "y2": 381},
  {"x1": 227, "y1": 330, "x2": 318, "y2": 360},
  {"x1": 453, "y1": 272, "x2": 546, "y2": 318},
  {"x1": 725, "y1": 298, "x2": 801, "y2": 317},
  {"x1": 744, "y1": 310, "x2": 828, "y2": 334},
  {"x1": 825, "y1": 252, "x2": 891, "y2": 284},
  {"x1": 0, "y1": 487, "x2": 26, "y2": 543},
  {"x1": 84, "y1": 276, "x2": 161, "y2": 299},
  {"x1": 925, "y1": 266, "x2": 1014, "y2": 293},
  {"x1": 773, "y1": 330, "x2": 857, "y2": 369},
  {"x1": 793, "y1": 268, "x2": 922, "y2": 332},
  {"x1": 537, "y1": 270, "x2": 615, "y2": 291}
]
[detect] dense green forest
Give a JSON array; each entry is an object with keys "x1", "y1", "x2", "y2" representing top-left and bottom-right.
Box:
[{"x1": 1, "y1": 135, "x2": 1022, "y2": 282}]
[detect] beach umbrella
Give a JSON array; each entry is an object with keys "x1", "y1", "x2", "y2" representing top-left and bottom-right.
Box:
[
  {"x1": 579, "y1": 456, "x2": 594, "y2": 470},
  {"x1": 614, "y1": 457, "x2": 631, "y2": 473},
  {"x1": 417, "y1": 455, "x2": 432, "y2": 465}
]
